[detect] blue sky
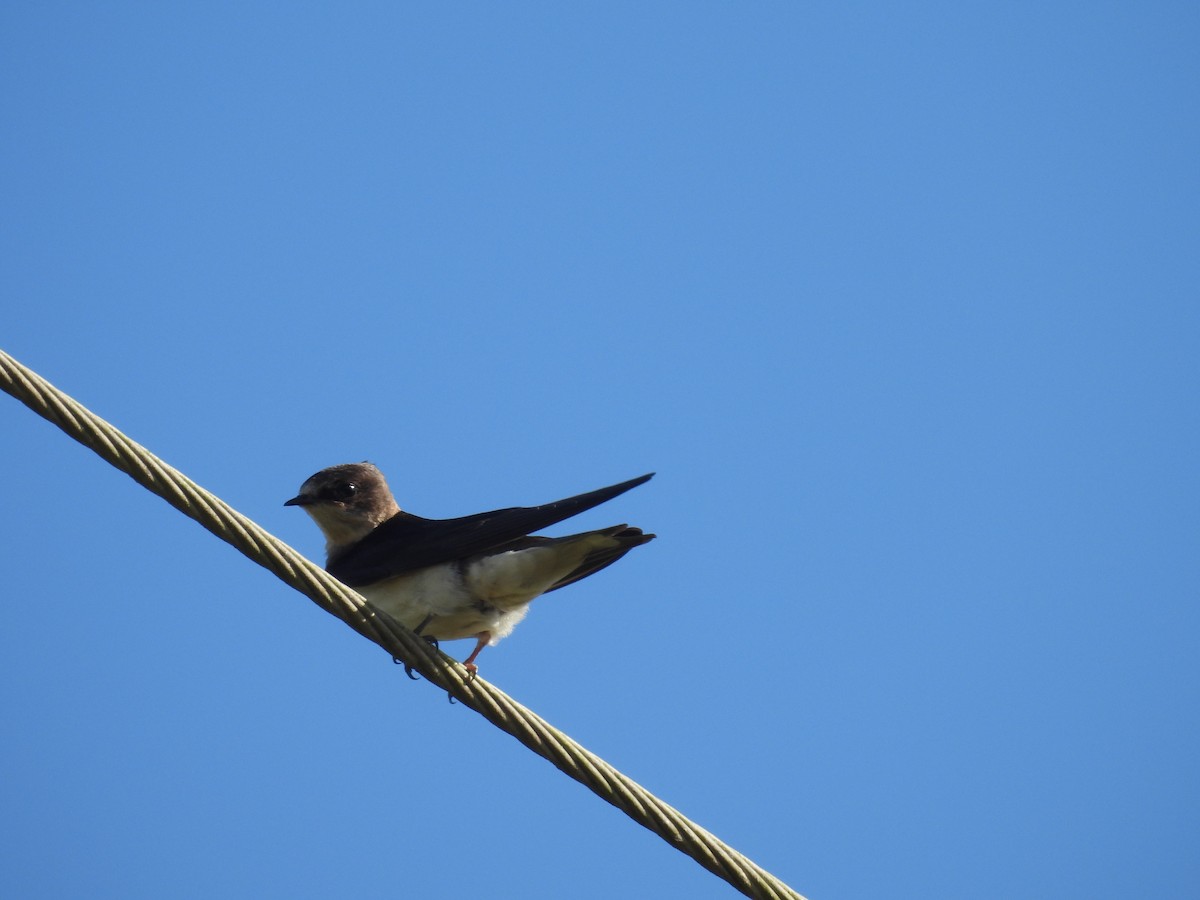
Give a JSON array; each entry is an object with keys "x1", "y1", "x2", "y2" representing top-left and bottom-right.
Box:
[{"x1": 2, "y1": 4, "x2": 1197, "y2": 899}]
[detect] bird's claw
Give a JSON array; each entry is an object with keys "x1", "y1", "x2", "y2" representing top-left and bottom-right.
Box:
[
  {"x1": 393, "y1": 656, "x2": 421, "y2": 680},
  {"x1": 393, "y1": 634, "x2": 441, "y2": 681}
]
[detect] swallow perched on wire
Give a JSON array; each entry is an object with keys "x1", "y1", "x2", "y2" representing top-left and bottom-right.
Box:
[{"x1": 285, "y1": 463, "x2": 655, "y2": 676}]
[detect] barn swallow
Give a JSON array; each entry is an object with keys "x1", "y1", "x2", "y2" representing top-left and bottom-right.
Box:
[{"x1": 285, "y1": 463, "x2": 654, "y2": 676}]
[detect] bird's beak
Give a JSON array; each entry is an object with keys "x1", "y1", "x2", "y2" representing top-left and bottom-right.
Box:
[{"x1": 284, "y1": 494, "x2": 312, "y2": 507}]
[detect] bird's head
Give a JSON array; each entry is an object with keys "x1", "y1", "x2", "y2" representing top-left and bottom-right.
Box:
[{"x1": 285, "y1": 461, "x2": 401, "y2": 551}]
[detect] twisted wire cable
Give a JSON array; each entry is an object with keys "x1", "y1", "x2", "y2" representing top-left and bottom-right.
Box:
[{"x1": 0, "y1": 348, "x2": 805, "y2": 900}]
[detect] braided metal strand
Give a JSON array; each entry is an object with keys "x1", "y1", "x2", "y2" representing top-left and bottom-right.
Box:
[{"x1": 0, "y1": 348, "x2": 806, "y2": 900}]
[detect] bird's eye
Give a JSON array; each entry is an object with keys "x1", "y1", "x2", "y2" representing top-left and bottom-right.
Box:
[{"x1": 330, "y1": 482, "x2": 358, "y2": 501}]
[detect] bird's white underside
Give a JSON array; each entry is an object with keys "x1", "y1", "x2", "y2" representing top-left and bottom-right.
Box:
[{"x1": 355, "y1": 535, "x2": 609, "y2": 645}]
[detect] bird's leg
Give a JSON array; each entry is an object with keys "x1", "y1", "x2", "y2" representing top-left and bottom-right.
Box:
[
  {"x1": 461, "y1": 633, "x2": 491, "y2": 682},
  {"x1": 413, "y1": 614, "x2": 438, "y2": 646},
  {"x1": 399, "y1": 614, "x2": 439, "y2": 680}
]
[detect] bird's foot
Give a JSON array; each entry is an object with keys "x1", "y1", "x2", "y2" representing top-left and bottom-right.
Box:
[
  {"x1": 394, "y1": 656, "x2": 421, "y2": 680},
  {"x1": 396, "y1": 634, "x2": 441, "y2": 680},
  {"x1": 460, "y1": 633, "x2": 488, "y2": 683}
]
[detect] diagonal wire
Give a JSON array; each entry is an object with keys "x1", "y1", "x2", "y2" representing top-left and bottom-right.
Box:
[{"x1": 0, "y1": 348, "x2": 806, "y2": 900}]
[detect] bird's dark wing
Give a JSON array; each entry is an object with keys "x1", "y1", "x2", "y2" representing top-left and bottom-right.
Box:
[{"x1": 327, "y1": 473, "x2": 654, "y2": 587}]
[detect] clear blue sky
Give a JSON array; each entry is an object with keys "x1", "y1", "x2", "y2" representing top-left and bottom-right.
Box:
[{"x1": 2, "y1": 4, "x2": 1197, "y2": 899}]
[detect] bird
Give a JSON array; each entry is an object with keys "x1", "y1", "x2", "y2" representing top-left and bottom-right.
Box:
[{"x1": 285, "y1": 462, "x2": 655, "y2": 676}]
